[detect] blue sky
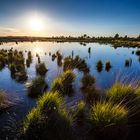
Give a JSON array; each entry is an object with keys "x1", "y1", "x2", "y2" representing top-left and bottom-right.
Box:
[{"x1": 0, "y1": 0, "x2": 139, "y2": 37}]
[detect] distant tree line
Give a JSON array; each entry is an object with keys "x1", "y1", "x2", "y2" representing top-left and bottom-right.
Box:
[{"x1": 0, "y1": 34, "x2": 140, "y2": 43}]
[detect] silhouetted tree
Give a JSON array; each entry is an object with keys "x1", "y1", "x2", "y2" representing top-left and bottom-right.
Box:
[
  {"x1": 114, "y1": 33, "x2": 119, "y2": 39},
  {"x1": 124, "y1": 35, "x2": 128, "y2": 39}
]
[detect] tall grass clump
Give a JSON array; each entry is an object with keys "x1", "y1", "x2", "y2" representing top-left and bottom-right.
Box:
[
  {"x1": 73, "y1": 101, "x2": 87, "y2": 125},
  {"x1": 61, "y1": 70, "x2": 76, "y2": 92},
  {"x1": 63, "y1": 56, "x2": 90, "y2": 73},
  {"x1": 23, "y1": 92, "x2": 73, "y2": 140},
  {"x1": 106, "y1": 83, "x2": 136, "y2": 106},
  {"x1": 26, "y1": 51, "x2": 32, "y2": 68},
  {"x1": 105, "y1": 61, "x2": 112, "y2": 71},
  {"x1": 56, "y1": 51, "x2": 63, "y2": 67},
  {"x1": 96, "y1": 60, "x2": 103, "y2": 72},
  {"x1": 26, "y1": 77, "x2": 47, "y2": 98},
  {"x1": 81, "y1": 74, "x2": 99, "y2": 103},
  {"x1": 0, "y1": 54, "x2": 6, "y2": 70},
  {"x1": 89, "y1": 101, "x2": 128, "y2": 140},
  {"x1": 106, "y1": 83, "x2": 140, "y2": 127},
  {"x1": 81, "y1": 74, "x2": 95, "y2": 89},
  {"x1": 51, "y1": 78, "x2": 64, "y2": 93},
  {"x1": 125, "y1": 59, "x2": 130, "y2": 67},
  {"x1": 51, "y1": 70, "x2": 76, "y2": 95},
  {"x1": 9, "y1": 63, "x2": 16, "y2": 74},
  {"x1": 36, "y1": 63, "x2": 48, "y2": 76},
  {"x1": 4, "y1": 49, "x2": 28, "y2": 82}
]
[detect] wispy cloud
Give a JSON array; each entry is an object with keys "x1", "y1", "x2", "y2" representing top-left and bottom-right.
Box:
[{"x1": 0, "y1": 27, "x2": 20, "y2": 36}]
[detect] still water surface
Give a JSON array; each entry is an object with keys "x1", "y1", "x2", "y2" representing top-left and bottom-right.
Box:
[{"x1": 0, "y1": 42, "x2": 140, "y2": 137}]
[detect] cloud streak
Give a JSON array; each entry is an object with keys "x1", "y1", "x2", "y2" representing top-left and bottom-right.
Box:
[{"x1": 0, "y1": 27, "x2": 20, "y2": 36}]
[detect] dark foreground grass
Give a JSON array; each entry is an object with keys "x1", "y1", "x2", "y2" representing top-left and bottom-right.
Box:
[
  {"x1": 21, "y1": 81, "x2": 140, "y2": 140},
  {"x1": 23, "y1": 92, "x2": 73, "y2": 140}
]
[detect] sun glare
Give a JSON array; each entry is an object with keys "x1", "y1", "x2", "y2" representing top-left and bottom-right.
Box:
[{"x1": 29, "y1": 16, "x2": 44, "y2": 31}]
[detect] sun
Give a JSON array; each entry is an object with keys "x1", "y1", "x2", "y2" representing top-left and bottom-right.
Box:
[{"x1": 29, "y1": 16, "x2": 44, "y2": 31}]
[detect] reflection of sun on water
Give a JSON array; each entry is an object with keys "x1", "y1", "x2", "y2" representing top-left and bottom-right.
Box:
[{"x1": 34, "y1": 42, "x2": 44, "y2": 55}]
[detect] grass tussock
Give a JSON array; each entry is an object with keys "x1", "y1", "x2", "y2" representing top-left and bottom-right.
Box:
[
  {"x1": 96, "y1": 60, "x2": 103, "y2": 72},
  {"x1": 22, "y1": 81, "x2": 140, "y2": 140},
  {"x1": 90, "y1": 101, "x2": 128, "y2": 126},
  {"x1": 106, "y1": 83, "x2": 136, "y2": 105},
  {"x1": 81, "y1": 74, "x2": 95, "y2": 89},
  {"x1": 105, "y1": 61, "x2": 112, "y2": 71},
  {"x1": 63, "y1": 56, "x2": 90, "y2": 73},
  {"x1": 81, "y1": 74, "x2": 99, "y2": 103},
  {"x1": 26, "y1": 77, "x2": 47, "y2": 98},
  {"x1": 36, "y1": 62, "x2": 48, "y2": 76},
  {"x1": 51, "y1": 70, "x2": 76, "y2": 95},
  {"x1": 0, "y1": 49, "x2": 28, "y2": 83},
  {"x1": 74, "y1": 101, "x2": 86, "y2": 124},
  {"x1": 89, "y1": 101, "x2": 128, "y2": 140},
  {"x1": 23, "y1": 92, "x2": 73, "y2": 140}
]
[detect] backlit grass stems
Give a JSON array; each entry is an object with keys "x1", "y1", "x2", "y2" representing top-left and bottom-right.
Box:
[
  {"x1": 106, "y1": 83, "x2": 140, "y2": 124},
  {"x1": 106, "y1": 83, "x2": 137, "y2": 106},
  {"x1": 89, "y1": 101, "x2": 128, "y2": 140}
]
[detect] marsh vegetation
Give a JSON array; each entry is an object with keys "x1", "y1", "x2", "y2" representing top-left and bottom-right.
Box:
[
  {"x1": 0, "y1": 41, "x2": 140, "y2": 140},
  {"x1": 22, "y1": 81, "x2": 140, "y2": 140}
]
